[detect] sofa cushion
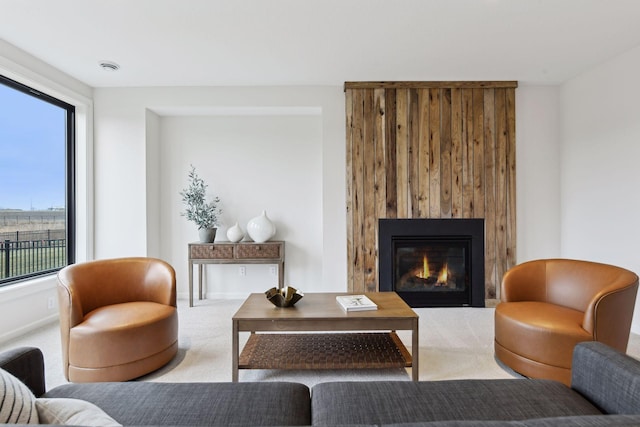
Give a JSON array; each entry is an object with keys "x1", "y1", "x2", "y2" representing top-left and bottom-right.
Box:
[
  {"x1": 44, "y1": 381, "x2": 310, "y2": 426},
  {"x1": 311, "y1": 380, "x2": 602, "y2": 425},
  {"x1": 495, "y1": 301, "x2": 591, "y2": 369},
  {"x1": 69, "y1": 301, "x2": 177, "y2": 368},
  {"x1": 36, "y1": 398, "x2": 122, "y2": 426},
  {"x1": 381, "y1": 415, "x2": 640, "y2": 426},
  {"x1": 0, "y1": 367, "x2": 39, "y2": 424}
]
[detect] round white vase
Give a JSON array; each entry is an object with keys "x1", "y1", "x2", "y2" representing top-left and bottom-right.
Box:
[
  {"x1": 226, "y1": 222, "x2": 245, "y2": 243},
  {"x1": 246, "y1": 210, "x2": 276, "y2": 243}
]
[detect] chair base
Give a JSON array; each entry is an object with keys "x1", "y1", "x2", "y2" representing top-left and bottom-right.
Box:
[
  {"x1": 495, "y1": 340, "x2": 572, "y2": 386},
  {"x1": 68, "y1": 341, "x2": 178, "y2": 383}
]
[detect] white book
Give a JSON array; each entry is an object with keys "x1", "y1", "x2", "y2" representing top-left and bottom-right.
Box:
[{"x1": 336, "y1": 295, "x2": 378, "y2": 312}]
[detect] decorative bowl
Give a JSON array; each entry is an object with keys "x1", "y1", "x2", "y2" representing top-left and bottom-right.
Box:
[{"x1": 265, "y1": 286, "x2": 304, "y2": 307}]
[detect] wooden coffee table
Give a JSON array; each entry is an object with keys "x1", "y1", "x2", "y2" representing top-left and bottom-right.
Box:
[{"x1": 232, "y1": 292, "x2": 419, "y2": 381}]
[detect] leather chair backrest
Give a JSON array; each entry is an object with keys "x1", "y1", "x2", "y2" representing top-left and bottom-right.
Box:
[
  {"x1": 544, "y1": 259, "x2": 638, "y2": 312},
  {"x1": 502, "y1": 259, "x2": 638, "y2": 312},
  {"x1": 57, "y1": 257, "x2": 176, "y2": 317}
]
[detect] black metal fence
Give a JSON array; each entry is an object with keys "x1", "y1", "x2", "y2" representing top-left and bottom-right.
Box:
[
  {"x1": 0, "y1": 229, "x2": 65, "y2": 242},
  {"x1": 0, "y1": 233, "x2": 67, "y2": 282}
]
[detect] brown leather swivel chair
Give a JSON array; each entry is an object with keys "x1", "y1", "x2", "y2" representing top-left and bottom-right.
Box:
[
  {"x1": 494, "y1": 258, "x2": 638, "y2": 386},
  {"x1": 57, "y1": 257, "x2": 178, "y2": 382}
]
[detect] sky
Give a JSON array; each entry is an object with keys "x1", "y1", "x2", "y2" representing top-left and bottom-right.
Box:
[{"x1": 0, "y1": 82, "x2": 66, "y2": 211}]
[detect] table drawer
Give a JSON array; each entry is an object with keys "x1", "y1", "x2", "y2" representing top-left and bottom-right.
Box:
[
  {"x1": 236, "y1": 244, "x2": 281, "y2": 259},
  {"x1": 190, "y1": 245, "x2": 234, "y2": 259}
]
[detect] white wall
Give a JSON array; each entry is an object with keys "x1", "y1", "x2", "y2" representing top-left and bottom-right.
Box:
[
  {"x1": 515, "y1": 85, "x2": 562, "y2": 261},
  {"x1": 93, "y1": 87, "x2": 346, "y2": 299},
  {"x1": 160, "y1": 114, "x2": 323, "y2": 296},
  {"x1": 560, "y1": 44, "x2": 640, "y2": 333}
]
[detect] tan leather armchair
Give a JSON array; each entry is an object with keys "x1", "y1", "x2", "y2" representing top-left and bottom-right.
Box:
[
  {"x1": 57, "y1": 257, "x2": 179, "y2": 382},
  {"x1": 494, "y1": 258, "x2": 638, "y2": 386}
]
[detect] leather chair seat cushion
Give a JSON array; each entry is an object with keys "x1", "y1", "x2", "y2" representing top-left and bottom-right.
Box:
[
  {"x1": 69, "y1": 302, "x2": 178, "y2": 369},
  {"x1": 495, "y1": 301, "x2": 591, "y2": 369}
]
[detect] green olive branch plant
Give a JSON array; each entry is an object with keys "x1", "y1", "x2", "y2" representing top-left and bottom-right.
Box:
[{"x1": 180, "y1": 165, "x2": 222, "y2": 230}]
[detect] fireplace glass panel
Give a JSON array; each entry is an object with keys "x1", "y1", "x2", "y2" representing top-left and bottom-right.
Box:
[{"x1": 394, "y1": 239, "x2": 470, "y2": 295}]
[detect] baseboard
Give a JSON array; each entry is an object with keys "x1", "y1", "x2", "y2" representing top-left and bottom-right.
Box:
[{"x1": 0, "y1": 314, "x2": 58, "y2": 345}]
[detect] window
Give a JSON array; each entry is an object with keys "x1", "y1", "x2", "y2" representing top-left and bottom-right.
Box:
[{"x1": 0, "y1": 75, "x2": 75, "y2": 286}]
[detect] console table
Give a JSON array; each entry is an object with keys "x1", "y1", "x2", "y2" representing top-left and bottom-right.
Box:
[{"x1": 188, "y1": 241, "x2": 285, "y2": 307}]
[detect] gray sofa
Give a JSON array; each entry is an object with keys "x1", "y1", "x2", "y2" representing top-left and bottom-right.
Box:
[{"x1": 3, "y1": 342, "x2": 640, "y2": 426}]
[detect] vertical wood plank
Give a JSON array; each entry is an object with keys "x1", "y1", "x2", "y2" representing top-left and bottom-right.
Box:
[
  {"x1": 450, "y1": 88, "x2": 463, "y2": 218},
  {"x1": 483, "y1": 88, "x2": 497, "y2": 299},
  {"x1": 409, "y1": 89, "x2": 420, "y2": 218},
  {"x1": 385, "y1": 89, "x2": 397, "y2": 218},
  {"x1": 373, "y1": 89, "x2": 386, "y2": 291},
  {"x1": 374, "y1": 89, "x2": 387, "y2": 220},
  {"x1": 461, "y1": 89, "x2": 474, "y2": 218},
  {"x1": 440, "y1": 89, "x2": 452, "y2": 218},
  {"x1": 363, "y1": 89, "x2": 377, "y2": 292},
  {"x1": 418, "y1": 88, "x2": 430, "y2": 217},
  {"x1": 396, "y1": 89, "x2": 409, "y2": 218},
  {"x1": 345, "y1": 89, "x2": 355, "y2": 292},
  {"x1": 506, "y1": 88, "x2": 517, "y2": 273},
  {"x1": 495, "y1": 88, "x2": 508, "y2": 291},
  {"x1": 352, "y1": 89, "x2": 365, "y2": 293},
  {"x1": 473, "y1": 88, "x2": 485, "y2": 218},
  {"x1": 428, "y1": 88, "x2": 441, "y2": 218}
]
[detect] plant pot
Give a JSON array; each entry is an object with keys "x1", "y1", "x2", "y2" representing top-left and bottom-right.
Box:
[{"x1": 198, "y1": 228, "x2": 217, "y2": 243}]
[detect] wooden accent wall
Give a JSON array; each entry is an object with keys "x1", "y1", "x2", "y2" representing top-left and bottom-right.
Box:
[{"x1": 345, "y1": 81, "x2": 517, "y2": 300}]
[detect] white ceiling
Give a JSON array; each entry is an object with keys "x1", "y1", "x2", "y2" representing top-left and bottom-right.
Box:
[{"x1": 2, "y1": 0, "x2": 640, "y2": 88}]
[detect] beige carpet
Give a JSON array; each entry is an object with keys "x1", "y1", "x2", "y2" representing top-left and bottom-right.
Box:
[{"x1": 3, "y1": 298, "x2": 640, "y2": 389}]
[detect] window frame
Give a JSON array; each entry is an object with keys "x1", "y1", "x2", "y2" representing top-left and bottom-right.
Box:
[{"x1": 0, "y1": 74, "x2": 76, "y2": 286}]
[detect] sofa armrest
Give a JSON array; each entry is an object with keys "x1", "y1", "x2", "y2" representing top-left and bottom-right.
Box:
[
  {"x1": 572, "y1": 341, "x2": 640, "y2": 414},
  {"x1": 0, "y1": 346, "x2": 46, "y2": 397}
]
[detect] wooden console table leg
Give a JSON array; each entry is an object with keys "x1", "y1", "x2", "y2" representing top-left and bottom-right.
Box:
[
  {"x1": 198, "y1": 264, "x2": 203, "y2": 300},
  {"x1": 188, "y1": 261, "x2": 194, "y2": 307}
]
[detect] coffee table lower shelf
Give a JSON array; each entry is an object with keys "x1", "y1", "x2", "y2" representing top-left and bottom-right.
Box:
[{"x1": 238, "y1": 332, "x2": 412, "y2": 370}]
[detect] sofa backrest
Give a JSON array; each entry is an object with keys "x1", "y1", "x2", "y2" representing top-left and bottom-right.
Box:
[
  {"x1": 572, "y1": 341, "x2": 640, "y2": 415},
  {"x1": 0, "y1": 347, "x2": 45, "y2": 397}
]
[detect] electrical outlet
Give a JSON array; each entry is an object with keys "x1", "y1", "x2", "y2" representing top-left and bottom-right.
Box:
[
  {"x1": 239, "y1": 266, "x2": 246, "y2": 276},
  {"x1": 47, "y1": 297, "x2": 55, "y2": 309},
  {"x1": 270, "y1": 266, "x2": 277, "y2": 276}
]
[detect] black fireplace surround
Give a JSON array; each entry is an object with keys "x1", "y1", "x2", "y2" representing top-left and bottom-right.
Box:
[{"x1": 379, "y1": 218, "x2": 485, "y2": 307}]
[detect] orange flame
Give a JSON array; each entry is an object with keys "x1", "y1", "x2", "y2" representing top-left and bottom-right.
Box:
[
  {"x1": 437, "y1": 263, "x2": 448, "y2": 284},
  {"x1": 415, "y1": 254, "x2": 430, "y2": 278}
]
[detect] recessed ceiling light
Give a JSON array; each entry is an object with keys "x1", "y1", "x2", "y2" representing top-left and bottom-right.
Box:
[{"x1": 99, "y1": 61, "x2": 120, "y2": 72}]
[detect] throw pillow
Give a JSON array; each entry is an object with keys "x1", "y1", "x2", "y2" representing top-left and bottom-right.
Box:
[
  {"x1": 36, "y1": 398, "x2": 122, "y2": 426},
  {"x1": 0, "y1": 367, "x2": 39, "y2": 424}
]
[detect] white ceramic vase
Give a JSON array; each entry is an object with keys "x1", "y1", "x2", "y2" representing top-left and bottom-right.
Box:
[
  {"x1": 226, "y1": 222, "x2": 245, "y2": 243},
  {"x1": 246, "y1": 210, "x2": 276, "y2": 243}
]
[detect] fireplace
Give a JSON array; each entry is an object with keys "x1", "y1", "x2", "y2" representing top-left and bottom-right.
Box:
[{"x1": 379, "y1": 218, "x2": 485, "y2": 307}]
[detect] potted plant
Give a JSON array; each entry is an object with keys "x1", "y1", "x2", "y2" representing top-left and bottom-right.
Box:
[{"x1": 180, "y1": 165, "x2": 222, "y2": 243}]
